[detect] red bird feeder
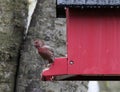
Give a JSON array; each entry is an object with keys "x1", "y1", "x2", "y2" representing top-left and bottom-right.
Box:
[{"x1": 42, "y1": 0, "x2": 120, "y2": 80}]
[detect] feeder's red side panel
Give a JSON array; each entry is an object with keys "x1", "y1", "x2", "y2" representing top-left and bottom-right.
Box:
[
  {"x1": 67, "y1": 8, "x2": 120, "y2": 74},
  {"x1": 42, "y1": 57, "x2": 68, "y2": 76}
]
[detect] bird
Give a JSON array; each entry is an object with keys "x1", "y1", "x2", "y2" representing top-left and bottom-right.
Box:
[{"x1": 34, "y1": 39, "x2": 54, "y2": 67}]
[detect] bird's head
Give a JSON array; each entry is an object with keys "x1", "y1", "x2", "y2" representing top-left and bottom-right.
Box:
[{"x1": 34, "y1": 39, "x2": 44, "y2": 48}]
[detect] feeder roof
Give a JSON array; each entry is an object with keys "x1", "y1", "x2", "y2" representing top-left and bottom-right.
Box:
[
  {"x1": 57, "y1": 0, "x2": 120, "y2": 6},
  {"x1": 56, "y1": 0, "x2": 120, "y2": 18}
]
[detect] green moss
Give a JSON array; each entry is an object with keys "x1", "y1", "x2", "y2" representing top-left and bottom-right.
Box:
[
  {"x1": 0, "y1": 30, "x2": 23, "y2": 62},
  {"x1": 0, "y1": 50, "x2": 10, "y2": 62},
  {"x1": 0, "y1": 0, "x2": 27, "y2": 92}
]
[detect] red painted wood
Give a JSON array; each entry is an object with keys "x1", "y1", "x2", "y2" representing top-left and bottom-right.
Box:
[
  {"x1": 67, "y1": 8, "x2": 120, "y2": 75},
  {"x1": 42, "y1": 8, "x2": 120, "y2": 80},
  {"x1": 42, "y1": 57, "x2": 68, "y2": 76}
]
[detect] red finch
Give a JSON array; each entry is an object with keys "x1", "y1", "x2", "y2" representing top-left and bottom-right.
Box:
[{"x1": 34, "y1": 39, "x2": 54, "y2": 66}]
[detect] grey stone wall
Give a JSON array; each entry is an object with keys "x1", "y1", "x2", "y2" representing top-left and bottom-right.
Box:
[
  {"x1": 0, "y1": 0, "x2": 27, "y2": 92},
  {"x1": 16, "y1": 0, "x2": 88, "y2": 92},
  {"x1": 99, "y1": 81, "x2": 120, "y2": 92}
]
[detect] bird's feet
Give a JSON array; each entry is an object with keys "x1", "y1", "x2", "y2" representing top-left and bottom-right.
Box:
[{"x1": 47, "y1": 64, "x2": 52, "y2": 68}]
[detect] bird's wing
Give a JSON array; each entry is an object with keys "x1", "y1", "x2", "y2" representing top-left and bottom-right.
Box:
[
  {"x1": 43, "y1": 45, "x2": 54, "y2": 54},
  {"x1": 38, "y1": 46, "x2": 54, "y2": 59}
]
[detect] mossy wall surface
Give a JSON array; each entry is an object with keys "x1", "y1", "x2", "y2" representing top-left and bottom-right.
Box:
[
  {"x1": 0, "y1": 0, "x2": 27, "y2": 92},
  {"x1": 16, "y1": 0, "x2": 88, "y2": 92}
]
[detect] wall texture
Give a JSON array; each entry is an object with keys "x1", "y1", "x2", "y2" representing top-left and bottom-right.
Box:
[
  {"x1": 0, "y1": 0, "x2": 27, "y2": 92},
  {"x1": 16, "y1": 0, "x2": 88, "y2": 92}
]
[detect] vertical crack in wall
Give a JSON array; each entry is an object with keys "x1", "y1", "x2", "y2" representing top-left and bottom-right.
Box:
[
  {"x1": 12, "y1": 0, "x2": 28, "y2": 92},
  {"x1": 14, "y1": 0, "x2": 37, "y2": 92},
  {"x1": 14, "y1": 39, "x2": 24, "y2": 92}
]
